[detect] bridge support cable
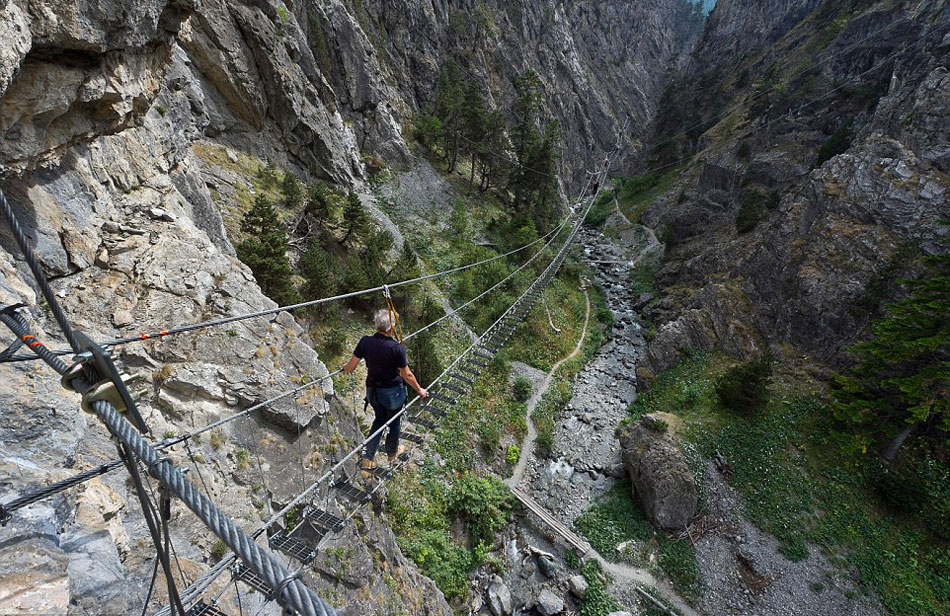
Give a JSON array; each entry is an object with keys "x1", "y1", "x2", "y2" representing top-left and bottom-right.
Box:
[
  {"x1": 0, "y1": 206, "x2": 574, "y2": 521},
  {"x1": 0, "y1": 201, "x2": 340, "y2": 616}
]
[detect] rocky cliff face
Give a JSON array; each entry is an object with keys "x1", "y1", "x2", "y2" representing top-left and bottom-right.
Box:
[
  {"x1": 637, "y1": 0, "x2": 949, "y2": 375},
  {"x1": 0, "y1": 0, "x2": 694, "y2": 614}
]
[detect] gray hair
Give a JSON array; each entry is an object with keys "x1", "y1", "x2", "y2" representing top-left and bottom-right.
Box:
[{"x1": 374, "y1": 309, "x2": 394, "y2": 333}]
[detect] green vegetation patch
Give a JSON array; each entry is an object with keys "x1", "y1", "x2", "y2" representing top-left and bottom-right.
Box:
[
  {"x1": 579, "y1": 560, "x2": 623, "y2": 616},
  {"x1": 614, "y1": 171, "x2": 680, "y2": 224},
  {"x1": 635, "y1": 351, "x2": 950, "y2": 615},
  {"x1": 574, "y1": 480, "x2": 652, "y2": 559}
]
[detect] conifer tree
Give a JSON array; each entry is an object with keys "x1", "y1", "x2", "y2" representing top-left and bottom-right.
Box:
[
  {"x1": 299, "y1": 239, "x2": 338, "y2": 302},
  {"x1": 833, "y1": 233, "x2": 950, "y2": 461},
  {"x1": 341, "y1": 191, "x2": 370, "y2": 244},
  {"x1": 281, "y1": 171, "x2": 304, "y2": 208},
  {"x1": 477, "y1": 110, "x2": 509, "y2": 192},
  {"x1": 236, "y1": 194, "x2": 299, "y2": 305},
  {"x1": 306, "y1": 181, "x2": 340, "y2": 223},
  {"x1": 436, "y1": 61, "x2": 465, "y2": 172},
  {"x1": 460, "y1": 80, "x2": 487, "y2": 186}
]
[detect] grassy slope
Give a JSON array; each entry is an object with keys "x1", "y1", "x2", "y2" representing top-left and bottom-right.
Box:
[{"x1": 618, "y1": 352, "x2": 950, "y2": 616}]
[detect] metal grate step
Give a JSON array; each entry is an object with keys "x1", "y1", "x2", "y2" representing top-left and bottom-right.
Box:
[
  {"x1": 459, "y1": 364, "x2": 480, "y2": 377},
  {"x1": 428, "y1": 391, "x2": 456, "y2": 405},
  {"x1": 450, "y1": 374, "x2": 474, "y2": 386},
  {"x1": 370, "y1": 466, "x2": 394, "y2": 480},
  {"x1": 401, "y1": 432, "x2": 424, "y2": 444},
  {"x1": 186, "y1": 599, "x2": 229, "y2": 616},
  {"x1": 424, "y1": 404, "x2": 447, "y2": 418},
  {"x1": 332, "y1": 478, "x2": 371, "y2": 504},
  {"x1": 269, "y1": 530, "x2": 317, "y2": 565},
  {"x1": 465, "y1": 358, "x2": 489, "y2": 369},
  {"x1": 441, "y1": 382, "x2": 467, "y2": 395},
  {"x1": 473, "y1": 349, "x2": 494, "y2": 360},
  {"x1": 234, "y1": 563, "x2": 273, "y2": 597},
  {"x1": 408, "y1": 415, "x2": 436, "y2": 430},
  {"x1": 303, "y1": 507, "x2": 345, "y2": 534}
]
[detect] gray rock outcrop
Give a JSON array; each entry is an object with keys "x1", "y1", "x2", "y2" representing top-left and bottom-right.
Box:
[
  {"x1": 487, "y1": 575, "x2": 513, "y2": 616},
  {"x1": 618, "y1": 413, "x2": 698, "y2": 531},
  {"x1": 536, "y1": 588, "x2": 565, "y2": 616},
  {"x1": 638, "y1": 0, "x2": 950, "y2": 371}
]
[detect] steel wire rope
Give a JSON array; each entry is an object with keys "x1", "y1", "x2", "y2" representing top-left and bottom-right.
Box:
[
  {"x1": 0, "y1": 203, "x2": 578, "y2": 520},
  {"x1": 0, "y1": 216, "x2": 569, "y2": 364}
]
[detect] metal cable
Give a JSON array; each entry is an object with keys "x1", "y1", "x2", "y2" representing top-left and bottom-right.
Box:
[
  {"x1": 0, "y1": 209, "x2": 573, "y2": 518},
  {"x1": 0, "y1": 189, "x2": 81, "y2": 353},
  {"x1": 0, "y1": 289, "x2": 338, "y2": 616}
]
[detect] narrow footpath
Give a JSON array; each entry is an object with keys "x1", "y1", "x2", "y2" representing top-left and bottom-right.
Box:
[{"x1": 505, "y1": 287, "x2": 590, "y2": 490}]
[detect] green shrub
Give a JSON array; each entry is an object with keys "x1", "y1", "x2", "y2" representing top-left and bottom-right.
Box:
[
  {"x1": 735, "y1": 193, "x2": 767, "y2": 233},
  {"x1": 512, "y1": 376, "x2": 533, "y2": 402},
  {"x1": 399, "y1": 529, "x2": 473, "y2": 601},
  {"x1": 579, "y1": 560, "x2": 622, "y2": 616},
  {"x1": 737, "y1": 141, "x2": 751, "y2": 159},
  {"x1": 210, "y1": 539, "x2": 228, "y2": 561},
  {"x1": 448, "y1": 475, "x2": 513, "y2": 545},
  {"x1": 505, "y1": 445, "x2": 520, "y2": 466},
  {"x1": 715, "y1": 355, "x2": 772, "y2": 414},
  {"x1": 814, "y1": 122, "x2": 853, "y2": 168},
  {"x1": 657, "y1": 534, "x2": 702, "y2": 601}
]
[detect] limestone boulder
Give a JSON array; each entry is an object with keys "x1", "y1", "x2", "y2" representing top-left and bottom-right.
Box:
[{"x1": 618, "y1": 412, "x2": 697, "y2": 531}]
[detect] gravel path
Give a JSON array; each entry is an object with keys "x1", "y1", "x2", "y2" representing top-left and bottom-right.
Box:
[{"x1": 506, "y1": 287, "x2": 590, "y2": 490}]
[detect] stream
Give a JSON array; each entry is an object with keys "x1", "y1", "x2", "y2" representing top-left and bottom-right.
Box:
[{"x1": 485, "y1": 222, "x2": 695, "y2": 615}]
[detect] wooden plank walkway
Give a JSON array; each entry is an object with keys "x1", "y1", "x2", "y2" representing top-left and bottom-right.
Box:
[{"x1": 510, "y1": 486, "x2": 592, "y2": 556}]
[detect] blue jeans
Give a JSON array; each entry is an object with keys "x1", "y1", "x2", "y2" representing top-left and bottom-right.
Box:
[{"x1": 364, "y1": 383, "x2": 406, "y2": 460}]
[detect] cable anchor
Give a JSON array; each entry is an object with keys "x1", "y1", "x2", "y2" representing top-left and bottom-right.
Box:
[{"x1": 61, "y1": 331, "x2": 150, "y2": 434}]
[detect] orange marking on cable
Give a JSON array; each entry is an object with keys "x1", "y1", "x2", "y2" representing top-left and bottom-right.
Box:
[{"x1": 139, "y1": 334, "x2": 149, "y2": 340}]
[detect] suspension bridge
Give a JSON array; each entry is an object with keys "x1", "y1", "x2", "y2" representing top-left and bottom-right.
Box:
[{"x1": 0, "y1": 124, "x2": 622, "y2": 616}]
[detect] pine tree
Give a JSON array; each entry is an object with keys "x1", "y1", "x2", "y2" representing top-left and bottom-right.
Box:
[
  {"x1": 477, "y1": 110, "x2": 509, "y2": 192},
  {"x1": 833, "y1": 234, "x2": 950, "y2": 461},
  {"x1": 306, "y1": 181, "x2": 341, "y2": 223},
  {"x1": 281, "y1": 171, "x2": 304, "y2": 208},
  {"x1": 460, "y1": 81, "x2": 487, "y2": 186},
  {"x1": 341, "y1": 191, "x2": 369, "y2": 244},
  {"x1": 236, "y1": 194, "x2": 300, "y2": 305},
  {"x1": 435, "y1": 61, "x2": 465, "y2": 173},
  {"x1": 362, "y1": 229, "x2": 394, "y2": 288},
  {"x1": 299, "y1": 239, "x2": 338, "y2": 302}
]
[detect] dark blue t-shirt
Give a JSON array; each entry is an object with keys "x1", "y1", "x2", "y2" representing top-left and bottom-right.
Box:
[{"x1": 353, "y1": 333, "x2": 407, "y2": 387}]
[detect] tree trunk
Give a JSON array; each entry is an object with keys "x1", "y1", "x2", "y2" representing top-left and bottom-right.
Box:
[{"x1": 880, "y1": 423, "x2": 917, "y2": 464}]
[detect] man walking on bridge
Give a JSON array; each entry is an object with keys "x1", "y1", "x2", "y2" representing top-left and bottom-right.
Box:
[{"x1": 343, "y1": 309, "x2": 427, "y2": 476}]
